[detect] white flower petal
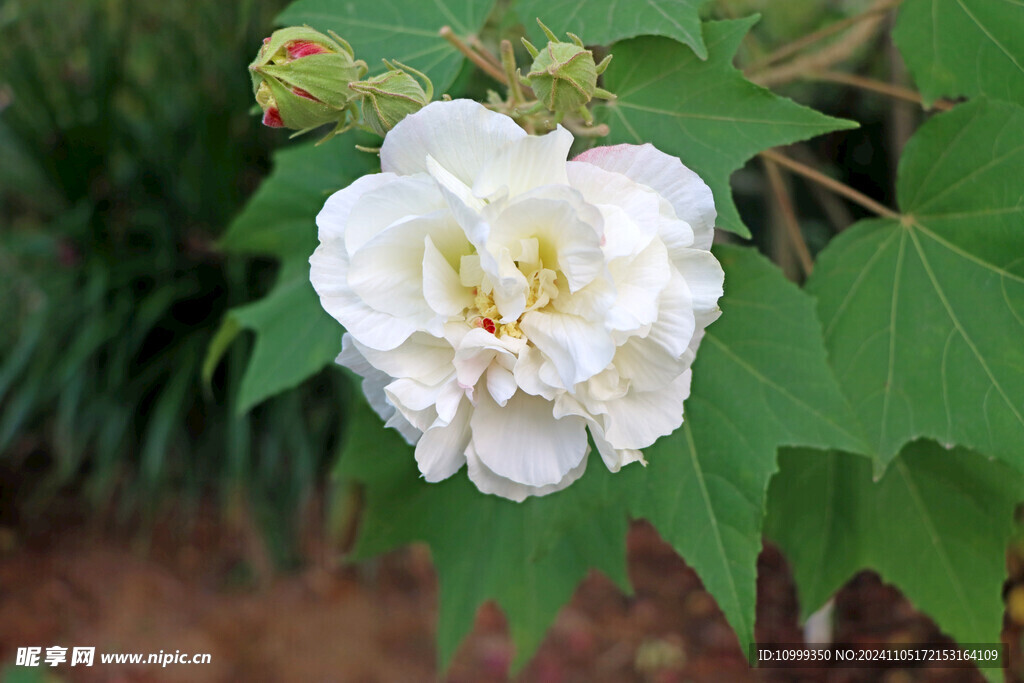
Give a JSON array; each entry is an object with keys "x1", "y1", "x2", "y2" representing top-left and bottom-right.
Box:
[
  {"x1": 415, "y1": 397, "x2": 470, "y2": 482},
  {"x1": 643, "y1": 269, "x2": 697, "y2": 359},
  {"x1": 520, "y1": 309, "x2": 616, "y2": 388},
  {"x1": 348, "y1": 213, "x2": 468, "y2": 324},
  {"x1": 566, "y1": 160, "x2": 661, "y2": 259},
  {"x1": 344, "y1": 174, "x2": 445, "y2": 256},
  {"x1": 353, "y1": 333, "x2": 455, "y2": 387},
  {"x1": 310, "y1": 243, "x2": 416, "y2": 350},
  {"x1": 486, "y1": 364, "x2": 517, "y2": 406},
  {"x1": 675, "y1": 249, "x2": 725, "y2": 326},
  {"x1": 423, "y1": 235, "x2": 473, "y2": 317},
  {"x1": 605, "y1": 239, "x2": 672, "y2": 331},
  {"x1": 470, "y1": 390, "x2": 588, "y2": 487},
  {"x1": 317, "y1": 173, "x2": 399, "y2": 243},
  {"x1": 473, "y1": 125, "x2": 573, "y2": 198},
  {"x1": 336, "y1": 335, "x2": 419, "y2": 445},
  {"x1": 490, "y1": 190, "x2": 604, "y2": 293},
  {"x1": 603, "y1": 371, "x2": 692, "y2": 449},
  {"x1": 465, "y1": 441, "x2": 589, "y2": 503},
  {"x1": 381, "y1": 99, "x2": 525, "y2": 182},
  {"x1": 574, "y1": 143, "x2": 716, "y2": 250}
]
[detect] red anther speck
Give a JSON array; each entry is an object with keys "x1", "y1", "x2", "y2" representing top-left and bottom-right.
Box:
[
  {"x1": 287, "y1": 41, "x2": 328, "y2": 58},
  {"x1": 482, "y1": 318, "x2": 496, "y2": 334},
  {"x1": 262, "y1": 108, "x2": 285, "y2": 128}
]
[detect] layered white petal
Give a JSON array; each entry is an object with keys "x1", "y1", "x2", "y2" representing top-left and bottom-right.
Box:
[
  {"x1": 602, "y1": 371, "x2": 693, "y2": 449},
  {"x1": 574, "y1": 143, "x2": 716, "y2": 250},
  {"x1": 465, "y1": 442, "x2": 589, "y2": 503},
  {"x1": 310, "y1": 243, "x2": 417, "y2": 350},
  {"x1": 381, "y1": 99, "x2": 525, "y2": 182},
  {"x1": 312, "y1": 102, "x2": 724, "y2": 502},
  {"x1": 423, "y1": 235, "x2": 473, "y2": 317},
  {"x1": 520, "y1": 309, "x2": 616, "y2": 388},
  {"x1": 337, "y1": 335, "x2": 420, "y2": 444},
  {"x1": 317, "y1": 173, "x2": 399, "y2": 243},
  {"x1": 415, "y1": 397, "x2": 470, "y2": 482},
  {"x1": 470, "y1": 390, "x2": 588, "y2": 487},
  {"x1": 347, "y1": 213, "x2": 469, "y2": 326},
  {"x1": 473, "y1": 126, "x2": 573, "y2": 198}
]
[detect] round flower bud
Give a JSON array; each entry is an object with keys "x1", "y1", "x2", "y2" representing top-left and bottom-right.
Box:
[
  {"x1": 249, "y1": 26, "x2": 367, "y2": 134},
  {"x1": 522, "y1": 20, "x2": 614, "y2": 123},
  {"x1": 348, "y1": 60, "x2": 433, "y2": 137}
]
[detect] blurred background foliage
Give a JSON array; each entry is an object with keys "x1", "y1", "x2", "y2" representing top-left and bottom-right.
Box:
[
  {"x1": 0, "y1": 0, "x2": 910, "y2": 558},
  {"x1": 0, "y1": 0, "x2": 353, "y2": 563}
]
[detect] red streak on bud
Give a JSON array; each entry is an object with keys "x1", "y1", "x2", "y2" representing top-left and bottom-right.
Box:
[
  {"x1": 262, "y1": 37, "x2": 271, "y2": 44},
  {"x1": 262, "y1": 108, "x2": 284, "y2": 128},
  {"x1": 287, "y1": 40, "x2": 329, "y2": 59},
  {"x1": 482, "y1": 318, "x2": 496, "y2": 334},
  {"x1": 291, "y1": 86, "x2": 318, "y2": 101}
]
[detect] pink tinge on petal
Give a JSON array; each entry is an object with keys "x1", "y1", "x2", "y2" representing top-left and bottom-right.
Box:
[
  {"x1": 262, "y1": 108, "x2": 284, "y2": 128},
  {"x1": 571, "y1": 144, "x2": 628, "y2": 164},
  {"x1": 291, "y1": 86, "x2": 318, "y2": 101},
  {"x1": 287, "y1": 40, "x2": 329, "y2": 59}
]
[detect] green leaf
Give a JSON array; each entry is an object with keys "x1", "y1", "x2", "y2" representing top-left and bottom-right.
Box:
[
  {"x1": 808, "y1": 98, "x2": 1024, "y2": 473},
  {"x1": 598, "y1": 18, "x2": 857, "y2": 238},
  {"x1": 340, "y1": 245, "x2": 868, "y2": 669},
  {"x1": 623, "y1": 245, "x2": 868, "y2": 656},
  {"x1": 220, "y1": 141, "x2": 376, "y2": 258},
  {"x1": 228, "y1": 260, "x2": 343, "y2": 414},
  {"x1": 518, "y1": 0, "x2": 711, "y2": 60},
  {"x1": 894, "y1": 0, "x2": 1024, "y2": 107},
  {"x1": 338, "y1": 396, "x2": 629, "y2": 672},
  {"x1": 214, "y1": 141, "x2": 376, "y2": 411},
  {"x1": 766, "y1": 441, "x2": 1022, "y2": 657},
  {"x1": 277, "y1": 0, "x2": 498, "y2": 93}
]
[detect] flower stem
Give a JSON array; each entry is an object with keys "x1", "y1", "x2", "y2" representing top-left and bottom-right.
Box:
[
  {"x1": 760, "y1": 149, "x2": 901, "y2": 221},
  {"x1": 806, "y1": 70, "x2": 953, "y2": 111},
  {"x1": 440, "y1": 26, "x2": 508, "y2": 85},
  {"x1": 762, "y1": 156, "x2": 814, "y2": 276},
  {"x1": 746, "y1": 0, "x2": 903, "y2": 72},
  {"x1": 501, "y1": 39, "x2": 527, "y2": 105},
  {"x1": 748, "y1": 0, "x2": 895, "y2": 88}
]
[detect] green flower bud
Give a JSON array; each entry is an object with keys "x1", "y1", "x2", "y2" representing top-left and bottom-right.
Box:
[
  {"x1": 348, "y1": 60, "x2": 433, "y2": 136},
  {"x1": 522, "y1": 19, "x2": 614, "y2": 123},
  {"x1": 249, "y1": 26, "x2": 367, "y2": 136}
]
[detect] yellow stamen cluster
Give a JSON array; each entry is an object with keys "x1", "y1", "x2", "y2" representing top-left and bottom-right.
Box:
[{"x1": 467, "y1": 262, "x2": 558, "y2": 340}]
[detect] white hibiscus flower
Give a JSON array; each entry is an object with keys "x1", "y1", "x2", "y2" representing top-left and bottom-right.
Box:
[{"x1": 311, "y1": 99, "x2": 724, "y2": 502}]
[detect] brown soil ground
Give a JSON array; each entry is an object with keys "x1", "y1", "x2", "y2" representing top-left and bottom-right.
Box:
[{"x1": 0, "y1": 509, "x2": 1017, "y2": 682}]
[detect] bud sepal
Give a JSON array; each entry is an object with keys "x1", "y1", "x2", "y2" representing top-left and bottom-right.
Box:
[
  {"x1": 348, "y1": 60, "x2": 434, "y2": 136},
  {"x1": 521, "y1": 19, "x2": 614, "y2": 124},
  {"x1": 249, "y1": 26, "x2": 368, "y2": 141}
]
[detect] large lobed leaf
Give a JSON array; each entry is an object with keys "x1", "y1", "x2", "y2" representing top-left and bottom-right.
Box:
[
  {"x1": 337, "y1": 396, "x2": 630, "y2": 672},
  {"x1": 517, "y1": 0, "x2": 712, "y2": 59},
  {"x1": 766, "y1": 442, "x2": 1022, "y2": 664},
  {"x1": 339, "y1": 245, "x2": 867, "y2": 669},
  {"x1": 277, "y1": 0, "x2": 498, "y2": 92},
  {"x1": 622, "y1": 245, "x2": 868, "y2": 655},
  {"x1": 598, "y1": 18, "x2": 857, "y2": 238},
  {"x1": 208, "y1": 141, "x2": 376, "y2": 413},
  {"x1": 808, "y1": 98, "x2": 1024, "y2": 474},
  {"x1": 894, "y1": 0, "x2": 1024, "y2": 107}
]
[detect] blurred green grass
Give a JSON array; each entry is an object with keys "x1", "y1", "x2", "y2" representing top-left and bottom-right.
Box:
[{"x1": 0, "y1": 0, "x2": 348, "y2": 561}]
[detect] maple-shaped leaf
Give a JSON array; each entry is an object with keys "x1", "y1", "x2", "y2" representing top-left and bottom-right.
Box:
[
  {"x1": 808, "y1": 98, "x2": 1024, "y2": 474},
  {"x1": 598, "y1": 18, "x2": 857, "y2": 237}
]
